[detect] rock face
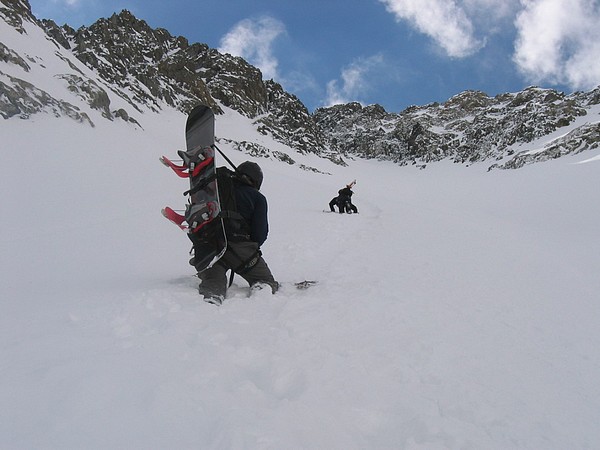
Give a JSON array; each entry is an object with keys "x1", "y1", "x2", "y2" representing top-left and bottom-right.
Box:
[
  {"x1": 2, "y1": 0, "x2": 599, "y2": 169},
  {"x1": 42, "y1": 11, "x2": 217, "y2": 114},
  {"x1": 0, "y1": 0, "x2": 34, "y2": 32},
  {"x1": 313, "y1": 88, "x2": 600, "y2": 169},
  {"x1": 39, "y1": 10, "x2": 329, "y2": 158}
]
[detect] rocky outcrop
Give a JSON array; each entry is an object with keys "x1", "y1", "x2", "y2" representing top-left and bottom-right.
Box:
[
  {"x1": 314, "y1": 87, "x2": 599, "y2": 170},
  {"x1": 0, "y1": 0, "x2": 35, "y2": 33},
  {"x1": 493, "y1": 122, "x2": 600, "y2": 169},
  {"x1": 39, "y1": 10, "x2": 329, "y2": 158},
  {"x1": 0, "y1": 73, "x2": 93, "y2": 123}
]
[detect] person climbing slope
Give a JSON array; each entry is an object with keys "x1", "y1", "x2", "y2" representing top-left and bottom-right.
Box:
[
  {"x1": 197, "y1": 161, "x2": 278, "y2": 305},
  {"x1": 329, "y1": 180, "x2": 358, "y2": 214}
]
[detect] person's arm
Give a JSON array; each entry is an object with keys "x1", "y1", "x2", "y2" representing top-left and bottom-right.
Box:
[{"x1": 251, "y1": 194, "x2": 269, "y2": 246}]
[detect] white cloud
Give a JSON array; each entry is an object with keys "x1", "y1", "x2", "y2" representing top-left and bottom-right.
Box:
[
  {"x1": 325, "y1": 54, "x2": 385, "y2": 106},
  {"x1": 378, "y1": 0, "x2": 600, "y2": 90},
  {"x1": 462, "y1": 0, "x2": 521, "y2": 33},
  {"x1": 280, "y1": 71, "x2": 320, "y2": 96},
  {"x1": 378, "y1": 0, "x2": 484, "y2": 57},
  {"x1": 48, "y1": 0, "x2": 81, "y2": 6},
  {"x1": 513, "y1": 0, "x2": 600, "y2": 90},
  {"x1": 218, "y1": 16, "x2": 286, "y2": 80},
  {"x1": 462, "y1": 0, "x2": 520, "y2": 20},
  {"x1": 43, "y1": 0, "x2": 81, "y2": 7}
]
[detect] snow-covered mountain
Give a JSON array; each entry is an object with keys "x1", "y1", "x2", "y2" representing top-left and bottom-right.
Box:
[
  {"x1": 2, "y1": 0, "x2": 599, "y2": 170},
  {"x1": 1, "y1": 0, "x2": 338, "y2": 165},
  {"x1": 2, "y1": 1, "x2": 600, "y2": 448},
  {"x1": 314, "y1": 88, "x2": 600, "y2": 170}
]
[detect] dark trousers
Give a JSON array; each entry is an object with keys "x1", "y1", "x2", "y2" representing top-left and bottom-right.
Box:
[
  {"x1": 329, "y1": 197, "x2": 338, "y2": 212},
  {"x1": 198, "y1": 240, "x2": 277, "y2": 298},
  {"x1": 329, "y1": 197, "x2": 358, "y2": 214},
  {"x1": 344, "y1": 202, "x2": 358, "y2": 213}
]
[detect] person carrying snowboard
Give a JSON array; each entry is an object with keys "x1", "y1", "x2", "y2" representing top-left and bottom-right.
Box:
[
  {"x1": 329, "y1": 180, "x2": 358, "y2": 214},
  {"x1": 196, "y1": 161, "x2": 278, "y2": 305}
]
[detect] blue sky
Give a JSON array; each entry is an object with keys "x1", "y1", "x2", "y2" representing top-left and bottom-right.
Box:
[{"x1": 28, "y1": 0, "x2": 600, "y2": 113}]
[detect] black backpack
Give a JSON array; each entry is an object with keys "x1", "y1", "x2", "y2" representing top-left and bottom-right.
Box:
[
  {"x1": 215, "y1": 167, "x2": 251, "y2": 241},
  {"x1": 186, "y1": 166, "x2": 249, "y2": 265},
  {"x1": 208, "y1": 167, "x2": 261, "y2": 283}
]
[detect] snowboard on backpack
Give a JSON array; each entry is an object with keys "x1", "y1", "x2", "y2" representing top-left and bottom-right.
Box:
[{"x1": 161, "y1": 105, "x2": 228, "y2": 272}]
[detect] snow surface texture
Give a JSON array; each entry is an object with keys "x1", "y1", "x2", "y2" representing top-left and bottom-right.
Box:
[
  {"x1": 2, "y1": 15, "x2": 600, "y2": 450},
  {"x1": 2, "y1": 106, "x2": 600, "y2": 449}
]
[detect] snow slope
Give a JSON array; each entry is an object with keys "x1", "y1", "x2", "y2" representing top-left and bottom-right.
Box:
[
  {"x1": 1, "y1": 104, "x2": 600, "y2": 449},
  {"x1": 2, "y1": 12, "x2": 600, "y2": 450}
]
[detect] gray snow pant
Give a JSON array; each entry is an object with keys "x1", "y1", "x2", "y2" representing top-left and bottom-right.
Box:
[{"x1": 197, "y1": 240, "x2": 278, "y2": 298}]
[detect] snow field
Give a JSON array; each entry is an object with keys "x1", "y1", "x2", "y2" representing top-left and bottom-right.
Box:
[{"x1": 1, "y1": 107, "x2": 600, "y2": 448}]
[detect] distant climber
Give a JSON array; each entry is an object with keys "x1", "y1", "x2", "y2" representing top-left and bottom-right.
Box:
[{"x1": 329, "y1": 180, "x2": 358, "y2": 214}]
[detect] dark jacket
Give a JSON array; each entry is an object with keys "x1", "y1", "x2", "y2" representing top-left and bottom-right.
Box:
[
  {"x1": 338, "y1": 187, "x2": 353, "y2": 199},
  {"x1": 336, "y1": 187, "x2": 354, "y2": 206},
  {"x1": 234, "y1": 181, "x2": 269, "y2": 246}
]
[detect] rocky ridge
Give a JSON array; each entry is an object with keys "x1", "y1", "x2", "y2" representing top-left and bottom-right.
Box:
[
  {"x1": 39, "y1": 9, "x2": 334, "y2": 160},
  {"x1": 1, "y1": 0, "x2": 599, "y2": 170},
  {"x1": 314, "y1": 88, "x2": 600, "y2": 169}
]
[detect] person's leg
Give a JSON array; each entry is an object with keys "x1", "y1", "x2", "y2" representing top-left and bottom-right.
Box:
[
  {"x1": 329, "y1": 197, "x2": 337, "y2": 212},
  {"x1": 243, "y1": 256, "x2": 279, "y2": 294},
  {"x1": 198, "y1": 262, "x2": 228, "y2": 303},
  {"x1": 225, "y1": 241, "x2": 278, "y2": 294}
]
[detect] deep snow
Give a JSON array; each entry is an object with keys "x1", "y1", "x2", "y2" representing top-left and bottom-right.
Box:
[{"x1": 1, "y1": 107, "x2": 600, "y2": 449}]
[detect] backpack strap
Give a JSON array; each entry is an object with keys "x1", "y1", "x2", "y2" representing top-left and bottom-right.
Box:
[
  {"x1": 225, "y1": 247, "x2": 263, "y2": 287},
  {"x1": 184, "y1": 172, "x2": 216, "y2": 197}
]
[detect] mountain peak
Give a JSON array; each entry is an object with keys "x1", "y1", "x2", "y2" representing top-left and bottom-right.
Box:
[
  {"x1": 2, "y1": 4, "x2": 599, "y2": 170},
  {"x1": 0, "y1": 0, "x2": 32, "y2": 14}
]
